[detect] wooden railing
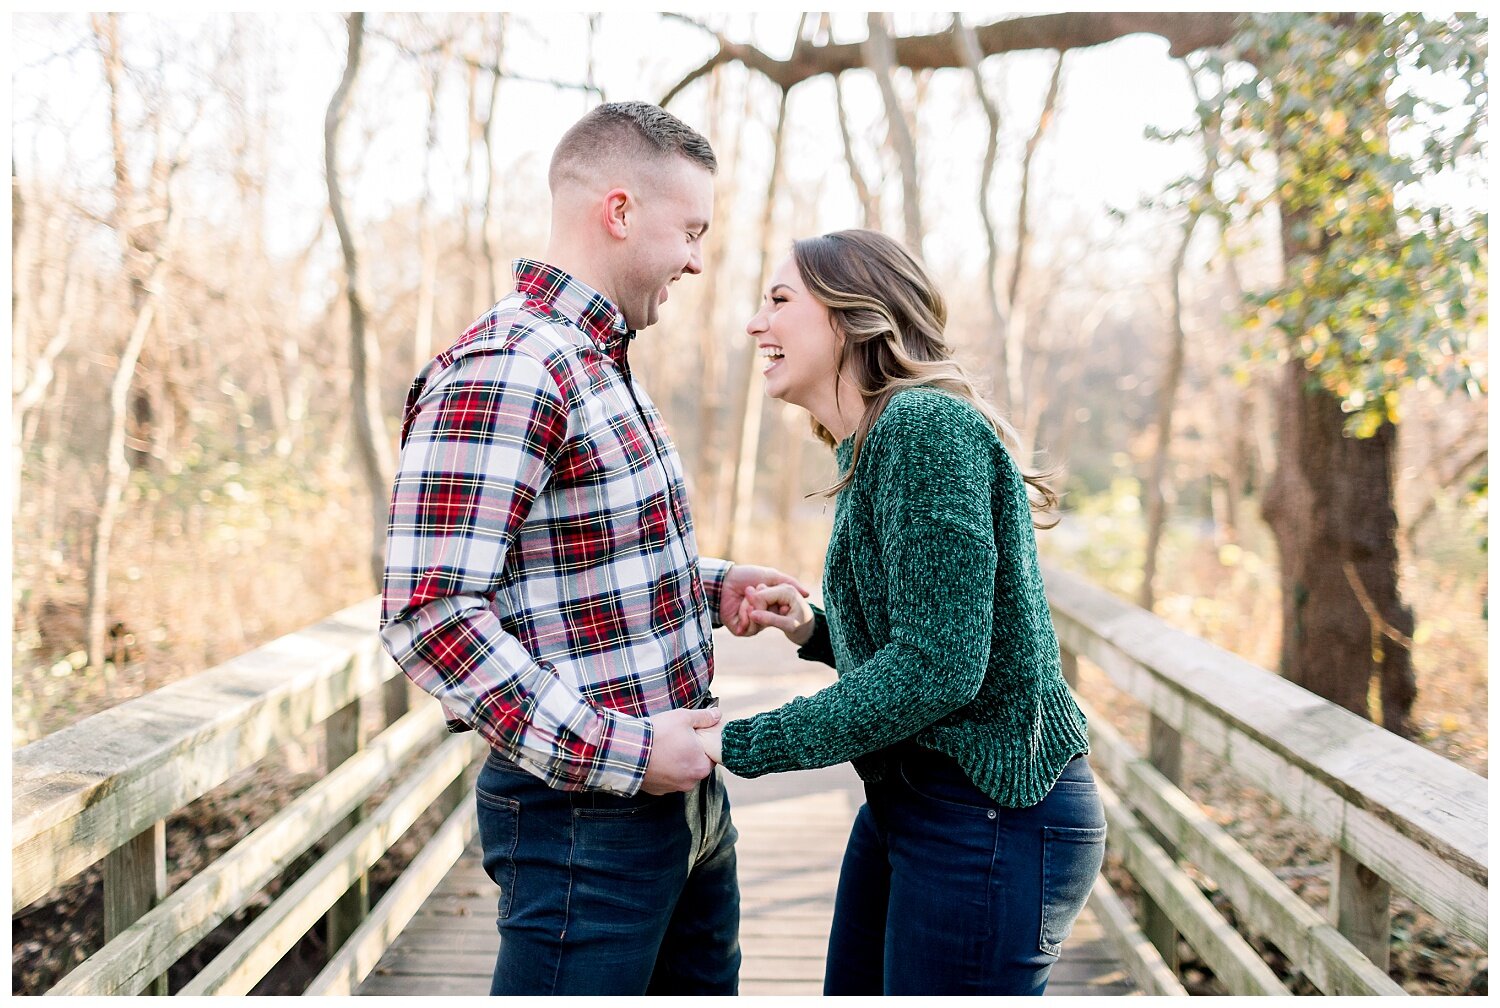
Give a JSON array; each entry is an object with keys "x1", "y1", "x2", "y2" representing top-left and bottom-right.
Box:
[
  {"x1": 1045, "y1": 564, "x2": 1487, "y2": 996},
  {"x1": 13, "y1": 571, "x2": 1486, "y2": 996},
  {"x1": 11, "y1": 598, "x2": 484, "y2": 996}
]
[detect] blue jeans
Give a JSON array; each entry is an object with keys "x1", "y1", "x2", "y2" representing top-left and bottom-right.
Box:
[
  {"x1": 824, "y1": 746, "x2": 1106, "y2": 995},
  {"x1": 474, "y1": 749, "x2": 740, "y2": 995}
]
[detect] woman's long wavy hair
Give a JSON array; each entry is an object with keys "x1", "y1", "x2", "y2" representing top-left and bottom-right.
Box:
[{"x1": 793, "y1": 229, "x2": 1059, "y2": 526}]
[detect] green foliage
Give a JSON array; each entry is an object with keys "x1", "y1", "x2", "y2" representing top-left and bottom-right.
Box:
[{"x1": 1215, "y1": 13, "x2": 1487, "y2": 434}]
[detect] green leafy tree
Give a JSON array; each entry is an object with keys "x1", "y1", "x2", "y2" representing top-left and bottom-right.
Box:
[{"x1": 1214, "y1": 13, "x2": 1486, "y2": 734}]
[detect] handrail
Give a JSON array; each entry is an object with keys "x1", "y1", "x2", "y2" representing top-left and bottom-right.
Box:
[
  {"x1": 1044, "y1": 562, "x2": 1486, "y2": 994},
  {"x1": 12, "y1": 596, "x2": 479, "y2": 996},
  {"x1": 12, "y1": 598, "x2": 388, "y2": 911}
]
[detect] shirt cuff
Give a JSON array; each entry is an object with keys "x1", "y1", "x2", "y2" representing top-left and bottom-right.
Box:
[
  {"x1": 699, "y1": 556, "x2": 732, "y2": 628},
  {"x1": 583, "y1": 708, "x2": 654, "y2": 796}
]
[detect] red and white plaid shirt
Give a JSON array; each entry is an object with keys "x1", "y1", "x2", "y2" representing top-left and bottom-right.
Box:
[{"x1": 381, "y1": 260, "x2": 728, "y2": 795}]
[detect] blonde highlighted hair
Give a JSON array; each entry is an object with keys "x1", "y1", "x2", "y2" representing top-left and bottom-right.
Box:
[{"x1": 792, "y1": 229, "x2": 1058, "y2": 525}]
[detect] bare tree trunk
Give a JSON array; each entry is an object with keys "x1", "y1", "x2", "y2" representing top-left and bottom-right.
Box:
[
  {"x1": 1049, "y1": 299, "x2": 1112, "y2": 469},
  {"x1": 692, "y1": 65, "x2": 729, "y2": 512},
  {"x1": 822, "y1": 14, "x2": 879, "y2": 230},
  {"x1": 1211, "y1": 391, "x2": 1252, "y2": 544},
  {"x1": 1139, "y1": 217, "x2": 1197, "y2": 610},
  {"x1": 775, "y1": 404, "x2": 806, "y2": 565},
  {"x1": 325, "y1": 12, "x2": 393, "y2": 590},
  {"x1": 1005, "y1": 53, "x2": 1064, "y2": 449},
  {"x1": 477, "y1": 15, "x2": 509, "y2": 307},
  {"x1": 413, "y1": 56, "x2": 445, "y2": 376},
  {"x1": 721, "y1": 85, "x2": 790, "y2": 559},
  {"x1": 84, "y1": 12, "x2": 180, "y2": 674},
  {"x1": 87, "y1": 259, "x2": 170, "y2": 673},
  {"x1": 13, "y1": 251, "x2": 79, "y2": 515},
  {"x1": 461, "y1": 60, "x2": 482, "y2": 318},
  {"x1": 864, "y1": 13, "x2": 923, "y2": 251},
  {"x1": 952, "y1": 15, "x2": 1009, "y2": 403},
  {"x1": 1141, "y1": 62, "x2": 1220, "y2": 610},
  {"x1": 12, "y1": 164, "x2": 32, "y2": 385}
]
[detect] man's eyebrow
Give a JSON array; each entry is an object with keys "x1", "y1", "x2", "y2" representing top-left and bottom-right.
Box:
[{"x1": 690, "y1": 220, "x2": 709, "y2": 237}]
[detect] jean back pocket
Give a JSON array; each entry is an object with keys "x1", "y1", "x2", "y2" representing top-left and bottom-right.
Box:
[
  {"x1": 1039, "y1": 824, "x2": 1107, "y2": 956},
  {"x1": 475, "y1": 787, "x2": 521, "y2": 920}
]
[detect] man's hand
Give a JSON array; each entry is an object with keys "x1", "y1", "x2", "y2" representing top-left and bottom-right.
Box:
[
  {"x1": 641, "y1": 706, "x2": 721, "y2": 794},
  {"x1": 720, "y1": 564, "x2": 810, "y2": 636},
  {"x1": 696, "y1": 720, "x2": 723, "y2": 764}
]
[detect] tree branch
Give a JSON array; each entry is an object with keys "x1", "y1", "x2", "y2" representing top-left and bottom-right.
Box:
[{"x1": 660, "y1": 12, "x2": 1242, "y2": 100}]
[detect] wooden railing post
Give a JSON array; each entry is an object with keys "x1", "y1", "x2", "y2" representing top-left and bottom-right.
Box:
[
  {"x1": 103, "y1": 821, "x2": 169, "y2": 994},
  {"x1": 383, "y1": 658, "x2": 409, "y2": 726},
  {"x1": 1142, "y1": 714, "x2": 1184, "y2": 975},
  {"x1": 1331, "y1": 850, "x2": 1392, "y2": 970},
  {"x1": 325, "y1": 692, "x2": 369, "y2": 953}
]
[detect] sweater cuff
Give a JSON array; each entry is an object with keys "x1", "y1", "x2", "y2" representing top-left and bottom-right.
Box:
[
  {"x1": 796, "y1": 607, "x2": 836, "y2": 667},
  {"x1": 721, "y1": 712, "x2": 804, "y2": 778}
]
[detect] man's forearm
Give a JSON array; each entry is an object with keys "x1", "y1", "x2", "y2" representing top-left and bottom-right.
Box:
[{"x1": 381, "y1": 593, "x2": 653, "y2": 795}]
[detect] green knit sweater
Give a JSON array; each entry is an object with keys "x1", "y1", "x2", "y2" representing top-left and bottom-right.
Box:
[{"x1": 720, "y1": 387, "x2": 1089, "y2": 808}]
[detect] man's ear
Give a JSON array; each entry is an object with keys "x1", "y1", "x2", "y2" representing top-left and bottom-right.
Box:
[{"x1": 602, "y1": 188, "x2": 630, "y2": 239}]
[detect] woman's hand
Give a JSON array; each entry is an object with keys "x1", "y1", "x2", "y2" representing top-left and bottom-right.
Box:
[
  {"x1": 695, "y1": 720, "x2": 723, "y2": 764},
  {"x1": 742, "y1": 583, "x2": 816, "y2": 646}
]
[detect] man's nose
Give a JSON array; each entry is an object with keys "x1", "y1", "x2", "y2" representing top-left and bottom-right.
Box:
[{"x1": 684, "y1": 246, "x2": 703, "y2": 275}]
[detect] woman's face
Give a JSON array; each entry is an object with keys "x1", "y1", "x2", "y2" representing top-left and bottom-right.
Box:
[{"x1": 746, "y1": 255, "x2": 843, "y2": 414}]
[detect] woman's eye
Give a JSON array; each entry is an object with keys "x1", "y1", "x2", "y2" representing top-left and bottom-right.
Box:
[{"x1": 771, "y1": 296, "x2": 787, "y2": 305}]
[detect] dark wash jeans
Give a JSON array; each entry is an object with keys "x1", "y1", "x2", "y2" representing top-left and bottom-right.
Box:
[
  {"x1": 824, "y1": 746, "x2": 1107, "y2": 996},
  {"x1": 474, "y1": 749, "x2": 740, "y2": 995}
]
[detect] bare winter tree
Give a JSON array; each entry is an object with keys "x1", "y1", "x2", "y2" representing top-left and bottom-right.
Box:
[
  {"x1": 1140, "y1": 60, "x2": 1225, "y2": 611},
  {"x1": 864, "y1": 13, "x2": 923, "y2": 251},
  {"x1": 83, "y1": 13, "x2": 190, "y2": 675},
  {"x1": 325, "y1": 12, "x2": 393, "y2": 589}
]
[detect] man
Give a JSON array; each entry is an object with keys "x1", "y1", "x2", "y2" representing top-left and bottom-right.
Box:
[{"x1": 380, "y1": 101, "x2": 805, "y2": 995}]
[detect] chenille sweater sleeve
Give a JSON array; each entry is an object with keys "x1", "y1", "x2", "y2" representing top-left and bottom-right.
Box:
[{"x1": 720, "y1": 397, "x2": 998, "y2": 777}]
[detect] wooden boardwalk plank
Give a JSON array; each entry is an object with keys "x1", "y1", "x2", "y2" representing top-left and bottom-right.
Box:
[{"x1": 356, "y1": 631, "x2": 1138, "y2": 995}]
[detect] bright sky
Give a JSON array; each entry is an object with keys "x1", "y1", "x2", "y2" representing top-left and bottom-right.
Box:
[
  {"x1": 9, "y1": 10, "x2": 1483, "y2": 323},
  {"x1": 10, "y1": 12, "x2": 1205, "y2": 277}
]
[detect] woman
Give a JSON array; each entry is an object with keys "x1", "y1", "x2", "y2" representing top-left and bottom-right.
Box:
[{"x1": 694, "y1": 229, "x2": 1105, "y2": 996}]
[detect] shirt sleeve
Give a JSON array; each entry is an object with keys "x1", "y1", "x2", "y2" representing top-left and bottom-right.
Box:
[
  {"x1": 698, "y1": 556, "x2": 732, "y2": 628},
  {"x1": 380, "y1": 348, "x2": 652, "y2": 795},
  {"x1": 720, "y1": 402, "x2": 997, "y2": 777}
]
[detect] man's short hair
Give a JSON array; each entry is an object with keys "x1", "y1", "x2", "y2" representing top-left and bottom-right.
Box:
[{"x1": 549, "y1": 101, "x2": 717, "y2": 191}]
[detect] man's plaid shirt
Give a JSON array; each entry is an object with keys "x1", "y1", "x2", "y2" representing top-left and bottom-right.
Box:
[{"x1": 381, "y1": 260, "x2": 729, "y2": 796}]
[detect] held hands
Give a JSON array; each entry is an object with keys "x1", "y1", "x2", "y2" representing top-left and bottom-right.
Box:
[
  {"x1": 742, "y1": 583, "x2": 816, "y2": 646},
  {"x1": 720, "y1": 564, "x2": 810, "y2": 636},
  {"x1": 641, "y1": 706, "x2": 721, "y2": 794},
  {"x1": 695, "y1": 720, "x2": 723, "y2": 764}
]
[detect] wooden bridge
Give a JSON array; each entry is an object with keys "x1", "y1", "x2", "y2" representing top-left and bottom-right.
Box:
[{"x1": 12, "y1": 566, "x2": 1487, "y2": 996}]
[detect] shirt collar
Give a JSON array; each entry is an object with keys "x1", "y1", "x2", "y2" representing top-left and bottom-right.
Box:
[{"x1": 512, "y1": 258, "x2": 631, "y2": 354}]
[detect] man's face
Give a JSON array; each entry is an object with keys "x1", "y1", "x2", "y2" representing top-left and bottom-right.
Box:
[{"x1": 615, "y1": 157, "x2": 713, "y2": 330}]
